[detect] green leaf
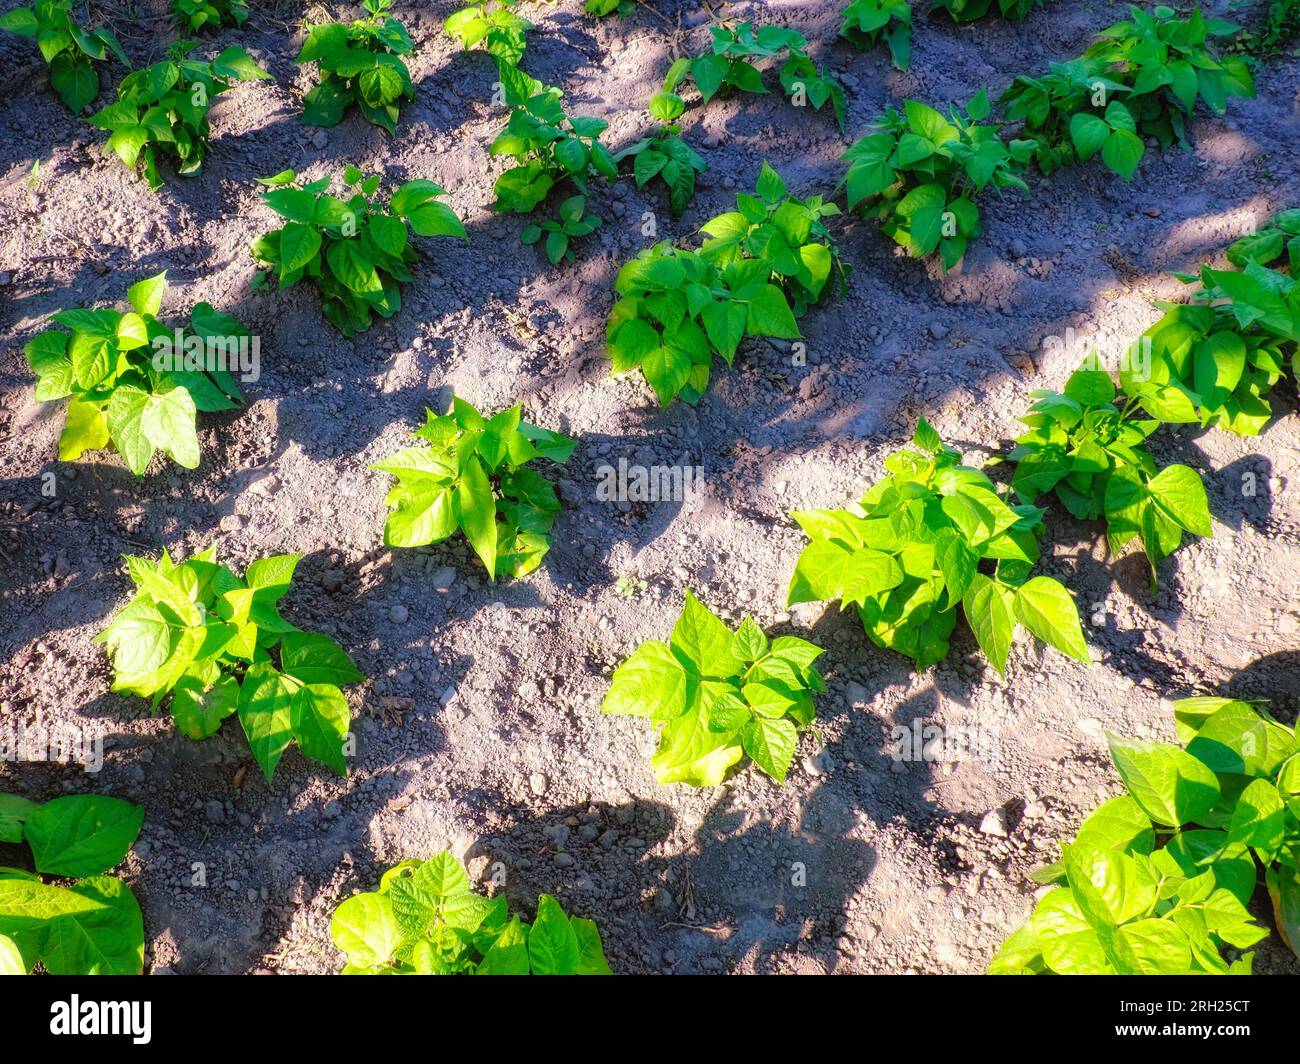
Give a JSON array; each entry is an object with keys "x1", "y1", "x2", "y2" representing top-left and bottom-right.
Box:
[
  {"x1": 601, "y1": 639, "x2": 688, "y2": 720},
  {"x1": 1064, "y1": 844, "x2": 1157, "y2": 929},
  {"x1": 23, "y1": 795, "x2": 143, "y2": 878},
  {"x1": 650, "y1": 701, "x2": 744, "y2": 786},
  {"x1": 1107, "y1": 734, "x2": 1220, "y2": 827},
  {"x1": 237, "y1": 662, "x2": 296, "y2": 783},
  {"x1": 49, "y1": 53, "x2": 98, "y2": 112},
  {"x1": 962, "y1": 573, "x2": 1015, "y2": 675},
  {"x1": 106, "y1": 385, "x2": 155, "y2": 475},
  {"x1": 385, "y1": 486, "x2": 456, "y2": 547},
  {"x1": 58, "y1": 398, "x2": 109, "y2": 461},
  {"x1": 787, "y1": 538, "x2": 853, "y2": 604},
  {"x1": 0, "y1": 933, "x2": 25, "y2": 975},
  {"x1": 7, "y1": 868, "x2": 144, "y2": 967},
  {"x1": 1069, "y1": 111, "x2": 1110, "y2": 160},
  {"x1": 1013, "y1": 577, "x2": 1090, "y2": 664},
  {"x1": 387, "y1": 852, "x2": 484, "y2": 940},
  {"x1": 527, "y1": 895, "x2": 581, "y2": 974},
  {"x1": 0, "y1": 8, "x2": 39, "y2": 35},
  {"x1": 670, "y1": 591, "x2": 741, "y2": 677},
  {"x1": 454, "y1": 458, "x2": 499, "y2": 579},
  {"x1": 1073, "y1": 795, "x2": 1154, "y2": 854},
  {"x1": 745, "y1": 284, "x2": 800, "y2": 338},
  {"x1": 476, "y1": 914, "x2": 531, "y2": 975},
  {"x1": 331, "y1": 892, "x2": 400, "y2": 969},
  {"x1": 1228, "y1": 778, "x2": 1285, "y2": 850},
  {"x1": 700, "y1": 300, "x2": 747, "y2": 362},
  {"x1": 742, "y1": 716, "x2": 797, "y2": 782},
  {"x1": 571, "y1": 915, "x2": 612, "y2": 974},
  {"x1": 408, "y1": 201, "x2": 466, "y2": 238},
  {"x1": 1101, "y1": 129, "x2": 1145, "y2": 181},
  {"x1": 278, "y1": 221, "x2": 322, "y2": 275},
  {"x1": 127, "y1": 272, "x2": 167, "y2": 317},
  {"x1": 326, "y1": 239, "x2": 382, "y2": 295},
  {"x1": 212, "y1": 45, "x2": 268, "y2": 82},
  {"x1": 290, "y1": 683, "x2": 350, "y2": 775},
  {"x1": 1114, "y1": 918, "x2": 1192, "y2": 975},
  {"x1": 0, "y1": 794, "x2": 40, "y2": 845},
  {"x1": 141, "y1": 386, "x2": 200, "y2": 469},
  {"x1": 280, "y1": 632, "x2": 362, "y2": 687},
  {"x1": 1146, "y1": 465, "x2": 1212, "y2": 537},
  {"x1": 731, "y1": 615, "x2": 769, "y2": 662},
  {"x1": 171, "y1": 669, "x2": 239, "y2": 740}
]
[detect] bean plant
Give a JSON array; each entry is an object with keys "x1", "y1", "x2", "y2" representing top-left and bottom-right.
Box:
[
  {"x1": 490, "y1": 87, "x2": 618, "y2": 222},
  {"x1": 0, "y1": 0, "x2": 127, "y2": 112},
  {"x1": 607, "y1": 163, "x2": 842, "y2": 405},
  {"x1": 841, "y1": 90, "x2": 1033, "y2": 271},
  {"x1": 297, "y1": 0, "x2": 415, "y2": 134},
  {"x1": 88, "y1": 42, "x2": 268, "y2": 189},
  {"x1": 331, "y1": 851, "x2": 611, "y2": 974},
  {"x1": 96, "y1": 546, "x2": 365, "y2": 783},
  {"x1": 23, "y1": 272, "x2": 248, "y2": 475},
  {"x1": 665, "y1": 20, "x2": 845, "y2": 129},
  {"x1": 1008, "y1": 366, "x2": 1212, "y2": 591},
  {"x1": 171, "y1": 0, "x2": 247, "y2": 32},
  {"x1": 991, "y1": 697, "x2": 1300, "y2": 974},
  {"x1": 371, "y1": 396, "x2": 576, "y2": 580},
  {"x1": 789, "y1": 419, "x2": 1091, "y2": 674},
  {"x1": 615, "y1": 90, "x2": 707, "y2": 217},
  {"x1": 602, "y1": 591, "x2": 826, "y2": 785},
  {"x1": 250, "y1": 166, "x2": 465, "y2": 336},
  {"x1": 839, "y1": 0, "x2": 912, "y2": 71},
  {"x1": 1001, "y1": 5, "x2": 1254, "y2": 180},
  {"x1": 0, "y1": 794, "x2": 145, "y2": 975}
]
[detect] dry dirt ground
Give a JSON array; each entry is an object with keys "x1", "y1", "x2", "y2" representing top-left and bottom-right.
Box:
[{"x1": 1, "y1": 0, "x2": 1298, "y2": 975}]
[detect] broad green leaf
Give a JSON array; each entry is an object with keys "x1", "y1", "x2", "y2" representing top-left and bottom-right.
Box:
[
  {"x1": 1073, "y1": 795, "x2": 1154, "y2": 855},
  {"x1": 1013, "y1": 577, "x2": 1090, "y2": 663},
  {"x1": 141, "y1": 386, "x2": 200, "y2": 469},
  {"x1": 58, "y1": 397, "x2": 109, "y2": 461},
  {"x1": 289, "y1": 683, "x2": 350, "y2": 775},
  {"x1": 670, "y1": 591, "x2": 741, "y2": 677},
  {"x1": 237, "y1": 662, "x2": 296, "y2": 783},
  {"x1": 280, "y1": 632, "x2": 362, "y2": 687},
  {"x1": 106, "y1": 385, "x2": 154, "y2": 475},
  {"x1": 171, "y1": 669, "x2": 239, "y2": 740},
  {"x1": 1114, "y1": 918, "x2": 1192, "y2": 975},
  {"x1": 571, "y1": 916, "x2": 612, "y2": 974},
  {"x1": 1228, "y1": 777, "x2": 1285, "y2": 850},
  {"x1": 1146, "y1": 464, "x2": 1211, "y2": 537},
  {"x1": 741, "y1": 716, "x2": 797, "y2": 782},
  {"x1": 527, "y1": 895, "x2": 580, "y2": 974},
  {"x1": 0, "y1": 794, "x2": 40, "y2": 845},
  {"x1": 476, "y1": 914, "x2": 531, "y2": 974},
  {"x1": 127, "y1": 272, "x2": 167, "y2": 317},
  {"x1": 23, "y1": 795, "x2": 143, "y2": 878},
  {"x1": 1064, "y1": 844, "x2": 1157, "y2": 930},
  {"x1": 745, "y1": 284, "x2": 799, "y2": 338},
  {"x1": 601, "y1": 640, "x2": 687, "y2": 720},
  {"x1": 331, "y1": 892, "x2": 400, "y2": 969},
  {"x1": 0, "y1": 876, "x2": 144, "y2": 975},
  {"x1": 1107, "y1": 734, "x2": 1220, "y2": 827},
  {"x1": 0, "y1": 933, "x2": 25, "y2": 974},
  {"x1": 454, "y1": 459, "x2": 498, "y2": 579},
  {"x1": 962, "y1": 573, "x2": 1015, "y2": 675}
]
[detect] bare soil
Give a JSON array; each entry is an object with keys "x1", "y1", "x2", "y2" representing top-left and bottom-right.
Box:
[{"x1": 1, "y1": 0, "x2": 1298, "y2": 974}]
